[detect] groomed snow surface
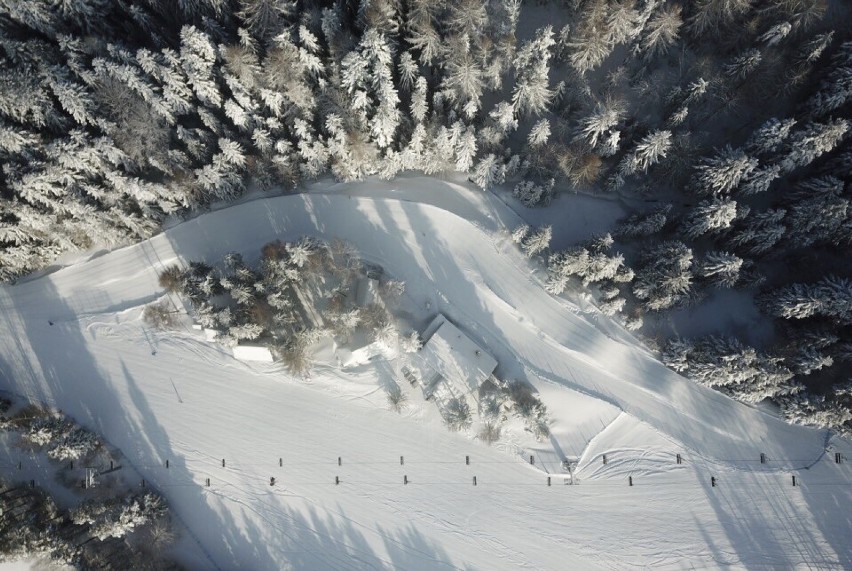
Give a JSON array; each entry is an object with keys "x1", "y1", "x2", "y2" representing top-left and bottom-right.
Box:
[{"x1": 1, "y1": 176, "x2": 850, "y2": 570}]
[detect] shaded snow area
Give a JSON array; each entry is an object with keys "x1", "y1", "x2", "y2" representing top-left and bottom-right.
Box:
[{"x1": 1, "y1": 177, "x2": 850, "y2": 570}]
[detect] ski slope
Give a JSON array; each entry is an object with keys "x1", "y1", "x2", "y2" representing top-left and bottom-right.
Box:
[{"x1": 1, "y1": 176, "x2": 850, "y2": 570}]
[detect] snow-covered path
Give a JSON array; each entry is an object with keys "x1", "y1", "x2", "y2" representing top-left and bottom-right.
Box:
[{"x1": 1, "y1": 177, "x2": 850, "y2": 569}]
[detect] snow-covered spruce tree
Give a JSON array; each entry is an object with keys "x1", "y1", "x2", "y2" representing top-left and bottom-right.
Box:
[
  {"x1": 614, "y1": 130, "x2": 673, "y2": 185},
  {"x1": 784, "y1": 176, "x2": 850, "y2": 248},
  {"x1": 759, "y1": 275, "x2": 852, "y2": 324},
  {"x1": 690, "y1": 146, "x2": 757, "y2": 196},
  {"x1": 632, "y1": 241, "x2": 693, "y2": 311},
  {"x1": 614, "y1": 205, "x2": 671, "y2": 238},
  {"x1": 521, "y1": 225, "x2": 552, "y2": 258},
  {"x1": 680, "y1": 197, "x2": 738, "y2": 239},
  {"x1": 685, "y1": 0, "x2": 754, "y2": 39},
  {"x1": 511, "y1": 26, "x2": 556, "y2": 117},
  {"x1": 780, "y1": 118, "x2": 849, "y2": 173},
  {"x1": 662, "y1": 336, "x2": 798, "y2": 404},
  {"x1": 576, "y1": 100, "x2": 624, "y2": 151},
  {"x1": 745, "y1": 117, "x2": 797, "y2": 156},
  {"x1": 696, "y1": 251, "x2": 742, "y2": 288},
  {"x1": 471, "y1": 154, "x2": 506, "y2": 190},
  {"x1": 805, "y1": 41, "x2": 852, "y2": 118},
  {"x1": 727, "y1": 208, "x2": 786, "y2": 256},
  {"x1": 638, "y1": 4, "x2": 682, "y2": 61}
]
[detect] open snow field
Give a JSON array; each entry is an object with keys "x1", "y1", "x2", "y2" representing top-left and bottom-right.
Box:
[{"x1": 1, "y1": 177, "x2": 851, "y2": 570}]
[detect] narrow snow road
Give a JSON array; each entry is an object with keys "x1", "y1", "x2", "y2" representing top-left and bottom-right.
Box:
[{"x1": 1, "y1": 178, "x2": 850, "y2": 570}]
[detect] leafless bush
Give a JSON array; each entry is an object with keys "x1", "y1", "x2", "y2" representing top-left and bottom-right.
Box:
[
  {"x1": 143, "y1": 300, "x2": 178, "y2": 330},
  {"x1": 478, "y1": 421, "x2": 502, "y2": 444},
  {"x1": 158, "y1": 265, "x2": 184, "y2": 293}
]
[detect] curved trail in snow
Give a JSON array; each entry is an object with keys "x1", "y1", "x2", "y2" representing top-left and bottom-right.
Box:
[{"x1": 0, "y1": 176, "x2": 848, "y2": 570}]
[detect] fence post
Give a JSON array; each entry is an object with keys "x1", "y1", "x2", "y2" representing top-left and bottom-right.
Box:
[
  {"x1": 206, "y1": 478, "x2": 210, "y2": 487},
  {"x1": 279, "y1": 458, "x2": 283, "y2": 467},
  {"x1": 110, "y1": 460, "x2": 114, "y2": 470},
  {"x1": 473, "y1": 476, "x2": 477, "y2": 486},
  {"x1": 141, "y1": 479, "x2": 146, "y2": 488},
  {"x1": 30, "y1": 480, "x2": 35, "y2": 488},
  {"x1": 270, "y1": 477, "x2": 275, "y2": 486},
  {"x1": 529, "y1": 455, "x2": 535, "y2": 465},
  {"x1": 628, "y1": 476, "x2": 633, "y2": 487},
  {"x1": 222, "y1": 459, "x2": 225, "y2": 468},
  {"x1": 676, "y1": 454, "x2": 682, "y2": 465},
  {"x1": 335, "y1": 476, "x2": 340, "y2": 485},
  {"x1": 338, "y1": 457, "x2": 342, "y2": 466},
  {"x1": 400, "y1": 456, "x2": 404, "y2": 466},
  {"x1": 404, "y1": 475, "x2": 408, "y2": 485},
  {"x1": 17, "y1": 461, "x2": 21, "y2": 470},
  {"x1": 165, "y1": 460, "x2": 168, "y2": 469},
  {"x1": 547, "y1": 477, "x2": 551, "y2": 486},
  {"x1": 760, "y1": 453, "x2": 766, "y2": 464},
  {"x1": 711, "y1": 476, "x2": 716, "y2": 487},
  {"x1": 836, "y1": 452, "x2": 842, "y2": 464},
  {"x1": 465, "y1": 455, "x2": 470, "y2": 465},
  {"x1": 792, "y1": 475, "x2": 797, "y2": 487}
]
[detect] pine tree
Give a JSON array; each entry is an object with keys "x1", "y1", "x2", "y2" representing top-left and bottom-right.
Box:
[
  {"x1": 780, "y1": 119, "x2": 850, "y2": 173},
  {"x1": 805, "y1": 41, "x2": 852, "y2": 118},
  {"x1": 521, "y1": 225, "x2": 552, "y2": 257},
  {"x1": 621, "y1": 130, "x2": 672, "y2": 175},
  {"x1": 527, "y1": 119, "x2": 550, "y2": 147},
  {"x1": 697, "y1": 251, "x2": 742, "y2": 287},
  {"x1": 786, "y1": 176, "x2": 849, "y2": 247},
  {"x1": 471, "y1": 154, "x2": 505, "y2": 190},
  {"x1": 727, "y1": 208, "x2": 786, "y2": 255},
  {"x1": 512, "y1": 26, "x2": 555, "y2": 116},
  {"x1": 633, "y1": 241, "x2": 693, "y2": 311},
  {"x1": 760, "y1": 275, "x2": 852, "y2": 324},
  {"x1": 723, "y1": 48, "x2": 762, "y2": 80},
  {"x1": 691, "y1": 146, "x2": 757, "y2": 196},
  {"x1": 614, "y1": 205, "x2": 671, "y2": 237},
  {"x1": 640, "y1": 5, "x2": 682, "y2": 60},
  {"x1": 681, "y1": 197, "x2": 738, "y2": 239}
]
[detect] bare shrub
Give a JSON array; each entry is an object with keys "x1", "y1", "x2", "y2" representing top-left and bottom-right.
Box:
[
  {"x1": 143, "y1": 300, "x2": 178, "y2": 330},
  {"x1": 478, "y1": 421, "x2": 502, "y2": 444},
  {"x1": 158, "y1": 265, "x2": 185, "y2": 293}
]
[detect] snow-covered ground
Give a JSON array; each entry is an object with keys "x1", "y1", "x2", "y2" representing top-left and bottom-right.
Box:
[{"x1": 1, "y1": 176, "x2": 850, "y2": 570}]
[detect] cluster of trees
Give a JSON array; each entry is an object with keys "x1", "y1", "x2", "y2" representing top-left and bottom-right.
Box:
[
  {"x1": 0, "y1": 480, "x2": 176, "y2": 570},
  {"x1": 164, "y1": 238, "x2": 406, "y2": 375},
  {"x1": 0, "y1": 397, "x2": 178, "y2": 569}
]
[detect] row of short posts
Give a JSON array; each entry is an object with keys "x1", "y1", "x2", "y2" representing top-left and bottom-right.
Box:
[{"x1": 140, "y1": 451, "x2": 844, "y2": 489}]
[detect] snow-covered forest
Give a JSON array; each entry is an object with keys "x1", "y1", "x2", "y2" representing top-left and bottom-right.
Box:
[{"x1": 0, "y1": 0, "x2": 850, "y2": 433}]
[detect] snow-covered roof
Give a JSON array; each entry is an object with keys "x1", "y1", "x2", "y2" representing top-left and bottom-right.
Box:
[
  {"x1": 233, "y1": 344, "x2": 274, "y2": 363},
  {"x1": 417, "y1": 314, "x2": 497, "y2": 398}
]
